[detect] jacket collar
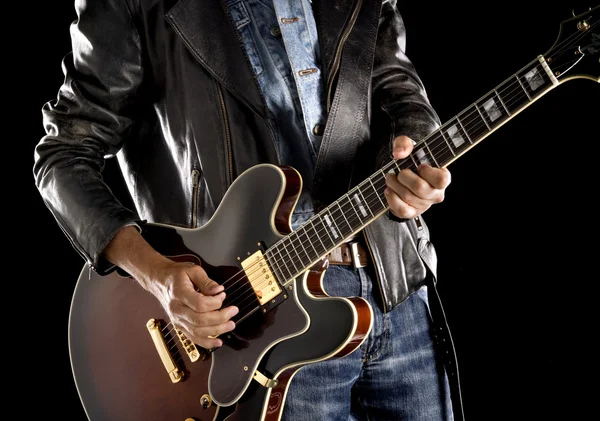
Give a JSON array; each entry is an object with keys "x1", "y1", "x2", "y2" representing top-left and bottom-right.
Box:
[
  {"x1": 165, "y1": 0, "x2": 356, "y2": 111},
  {"x1": 165, "y1": 0, "x2": 266, "y2": 116}
]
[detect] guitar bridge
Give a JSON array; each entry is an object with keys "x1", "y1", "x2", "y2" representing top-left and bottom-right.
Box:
[
  {"x1": 146, "y1": 318, "x2": 184, "y2": 383},
  {"x1": 174, "y1": 328, "x2": 209, "y2": 362}
]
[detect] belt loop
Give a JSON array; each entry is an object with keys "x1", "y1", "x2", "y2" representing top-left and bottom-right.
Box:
[{"x1": 350, "y1": 242, "x2": 367, "y2": 269}]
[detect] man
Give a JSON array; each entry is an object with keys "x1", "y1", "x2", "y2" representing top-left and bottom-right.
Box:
[{"x1": 33, "y1": 0, "x2": 462, "y2": 420}]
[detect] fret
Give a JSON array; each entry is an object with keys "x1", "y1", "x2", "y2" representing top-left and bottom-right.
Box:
[
  {"x1": 498, "y1": 75, "x2": 534, "y2": 115},
  {"x1": 459, "y1": 106, "x2": 490, "y2": 140},
  {"x1": 340, "y1": 193, "x2": 364, "y2": 228},
  {"x1": 290, "y1": 230, "x2": 311, "y2": 267},
  {"x1": 476, "y1": 92, "x2": 509, "y2": 129},
  {"x1": 459, "y1": 105, "x2": 490, "y2": 142},
  {"x1": 475, "y1": 103, "x2": 491, "y2": 130},
  {"x1": 456, "y1": 117, "x2": 473, "y2": 144},
  {"x1": 407, "y1": 152, "x2": 420, "y2": 170},
  {"x1": 332, "y1": 200, "x2": 354, "y2": 237},
  {"x1": 265, "y1": 250, "x2": 285, "y2": 284},
  {"x1": 296, "y1": 225, "x2": 319, "y2": 261},
  {"x1": 422, "y1": 140, "x2": 440, "y2": 167},
  {"x1": 280, "y1": 238, "x2": 301, "y2": 275},
  {"x1": 267, "y1": 53, "x2": 569, "y2": 287},
  {"x1": 307, "y1": 219, "x2": 327, "y2": 258},
  {"x1": 322, "y1": 209, "x2": 342, "y2": 241},
  {"x1": 271, "y1": 243, "x2": 293, "y2": 281},
  {"x1": 311, "y1": 217, "x2": 335, "y2": 253},
  {"x1": 354, "y1": 188, "x2": 373, "y2": 219},
  {"x1": 438, "y1": 130, "x2": 457, "y2": 159},
  {"x1": 494, "y1": 88, "x2": 511, "y2": 115},
  {"x1": 412, "y1": 143, "x2": 435, "y2": 167},
  {"x1": 516, "y1": 60, "x2": 554, "y2": 100},
  {"x1": 424, "y1": 132, "x2": 452, "y2": 168},
  {"x1": 365, "y1": 176, "x2": 387, "y2": 213},
  {"x1": 440, "y1": 114, "x2": 477, "y2": 159},
  {"x1": 515, "y1": 73, "x2": 533, "y2": 101},
  {"x1": 393, "y1": 157, "x2": 413, "y2": 173}
]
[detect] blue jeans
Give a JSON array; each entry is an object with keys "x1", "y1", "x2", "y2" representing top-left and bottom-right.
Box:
[{"x1": 281, "y1": 265, "x2": 453, "y2": 421}]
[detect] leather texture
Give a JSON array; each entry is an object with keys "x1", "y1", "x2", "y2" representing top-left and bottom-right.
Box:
[
  {"x1": 34, "y1": 0, "x2": 441, "y2": 311},
  {"x1": 33, "y1": 2, "x2": 463, "y2": 416}
]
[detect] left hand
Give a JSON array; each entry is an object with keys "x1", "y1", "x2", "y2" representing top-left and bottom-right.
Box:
[{"x1": 384, "y1": 135, "x2": 451, "y2": 220}]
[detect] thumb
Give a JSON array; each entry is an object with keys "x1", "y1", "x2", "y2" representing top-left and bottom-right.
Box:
[
  {"x1": 392, "y1": 135, "x2": 416, "y2": 159},
  {"x1": 186, "y1": 264, "x2": 224, "y2": 296}
]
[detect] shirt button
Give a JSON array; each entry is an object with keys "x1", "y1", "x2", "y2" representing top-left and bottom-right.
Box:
[
  {"x1": 270, "y1": 27, "x2": 281, "y2": 37},
  {"x1": 312, "y1": 124, "x2": 325, "y2": 136}
]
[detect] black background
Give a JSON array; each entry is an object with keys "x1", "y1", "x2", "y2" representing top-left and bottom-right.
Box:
[{"x1": 27, "y1": 1, "x2": 598, "y2": 420}]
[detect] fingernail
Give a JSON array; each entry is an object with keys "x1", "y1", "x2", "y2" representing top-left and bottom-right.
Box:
[{"x1": 230, "y1": 306, "x2": 239, "y2": 316}]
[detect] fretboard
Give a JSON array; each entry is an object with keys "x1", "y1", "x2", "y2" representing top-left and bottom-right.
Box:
[{"x1": 265, "y1": 55, "x2": 558, "y2": 285}]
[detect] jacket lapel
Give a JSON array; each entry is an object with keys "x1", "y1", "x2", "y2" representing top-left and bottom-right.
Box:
[
  {"x1": 165, "y1": 0, "x2": 266, "y2": 116},
  {"x1": 311, "y1": 0, "x2": 357, "y2": 81}
]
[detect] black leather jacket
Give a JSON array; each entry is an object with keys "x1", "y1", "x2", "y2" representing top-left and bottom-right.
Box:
[{"x1": 34, "y1": 1, "x2": 463, "y2": 416}]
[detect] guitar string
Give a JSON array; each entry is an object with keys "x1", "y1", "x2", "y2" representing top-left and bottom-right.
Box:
[
  {"x1": 160, "y1": 49, "x2": 583, "y2": 349},
  {"x1": 160, "y1": 71, "x2": 538, "y2": 350},
  {"x1": 255, "y1": 19, "x2": 596, "y2": 291},
  {"x1": 159, "y1": 21, "x2": 595, "y2": 351},
  {"x1": 183, "y1": 15, "x2": 597, "y2": 311}
]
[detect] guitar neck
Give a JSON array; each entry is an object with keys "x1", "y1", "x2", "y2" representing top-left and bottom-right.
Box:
[{"x1": 265, "y1": 54, "x2": 561, "y2": 285}]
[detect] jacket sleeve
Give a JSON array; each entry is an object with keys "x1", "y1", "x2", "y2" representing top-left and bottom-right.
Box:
[
  {"x1": 371, "y1": 0, "x2": 442, "y2": 171},
  {"x1": 33, "y1": 0, "x2": 144, "y2": 274}
]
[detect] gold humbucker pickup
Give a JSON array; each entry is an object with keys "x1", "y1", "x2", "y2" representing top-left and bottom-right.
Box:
[{"x1": 241, "y1": 250, "x2": 281, "y2": 305}]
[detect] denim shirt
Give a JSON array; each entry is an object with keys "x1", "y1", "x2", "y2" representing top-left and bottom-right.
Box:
[{"x1": 225, "y1": 0, "x2": 327, "y2": 229}]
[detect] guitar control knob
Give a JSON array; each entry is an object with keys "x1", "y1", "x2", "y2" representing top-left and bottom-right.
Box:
[{"x1": 200, "y1": 394, "x2": 212, "y2": 408}]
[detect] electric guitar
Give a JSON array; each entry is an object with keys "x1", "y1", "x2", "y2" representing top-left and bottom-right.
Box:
[{"x1": 68, "y1": 6, "x2": 599, "y2": 421}]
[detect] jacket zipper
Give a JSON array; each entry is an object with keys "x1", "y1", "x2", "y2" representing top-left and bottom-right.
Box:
[
  {"x1": 216, "y1": 82, "x2": 234, "y2": 186},
  {"x1": 326, "y1": 0, "x2": 363, "y2": 112},
  {"x1": 191, "y1": 169, "x2": 200, "y2": 227},
  {"x1": 166, "y1": 15, "x2": 279, "y2": 164}
]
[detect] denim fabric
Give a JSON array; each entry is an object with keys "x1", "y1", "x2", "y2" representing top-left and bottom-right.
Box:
[
  {"x1": 281, "y1": 265, "x2": 454, "y2": 421},
  {"x1": 224, "y1": 1, "x2": 452, "y2": 419},
  {"x1": 224, "y1": 0, "x2": 327, "y2": 229}
]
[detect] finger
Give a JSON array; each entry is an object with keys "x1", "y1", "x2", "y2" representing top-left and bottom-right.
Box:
[
  {"x1": 175, "y1": 279, "x2": 226, "y2": 312},
  {"x1": 390, "y1": 168, "x2": 446, "y2": 205},
  {"x1": 192, "y1": 318, "x2": 237, "y2": 339},
  {"x1": 386, "y1": 171, "x2": 430, "y2": 203},
  {"x1": 417, "y1": 165, "x2": 452, "y2": 190},
  {"x1": 176, "y1": 323, "x2": 225, "y2": 349},
  {"x1": 179, "y1": 265, "x2": 228, "y2": 312},
  {"x1": 187, "y1": 265, "x2": 224, "y2": 295},
  {"x1": 392, "y1": 135, "x2": 415, "y2": 159},
  {"x1": 193, "y1": 302, "x2": 239, "y2": 323},
  {"x1": 384, "y1": 187, "x2": 420, "y2": 219},
  {"x1": 384, "y1": 173, "x2": 430, "y2": 215},
  {"x1": 176, "y1": 302, "x2": 238, "y2": 329},
  {"x1": 185, "y1": 317, "x2": 237, "y2": 349}
]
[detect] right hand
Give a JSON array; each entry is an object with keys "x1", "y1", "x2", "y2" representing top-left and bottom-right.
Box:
[
  {"x1": 103, "y1": 225, "x2": 238, "y2": 349},
  {"x1": 145, "y1": 258, "x2": 239, "y2": 349},
  {"x1": 146, "y1": 260, "x2": 238, "y2": 348}
]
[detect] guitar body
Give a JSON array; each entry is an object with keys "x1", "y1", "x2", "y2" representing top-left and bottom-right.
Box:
[
  {"x1": 69, "y1": 8, "x2": 600, "y2": 419},
  {"x1": 69, "y1": 164, "x2": 373, "y2": 421}
]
